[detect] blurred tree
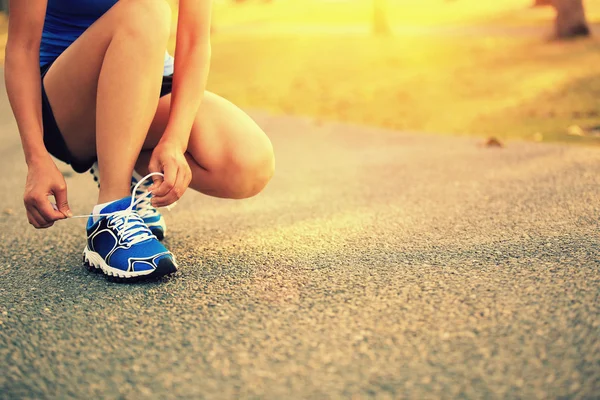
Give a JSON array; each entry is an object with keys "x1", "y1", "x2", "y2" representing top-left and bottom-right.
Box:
[
  {"x1": 372, "y1": 0, "x2": 391, "y2": 36},
  {"x1": 551, "y1": 0, "x2": 590, "y2": 38}
]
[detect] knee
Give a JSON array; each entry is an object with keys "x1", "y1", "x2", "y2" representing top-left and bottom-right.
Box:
[
  {"x1": 119, "y1": 0, "x2": 172, "y2": 44},
  {"x1": 220, "y1": 137, "x2": 275, "y2": 199}
]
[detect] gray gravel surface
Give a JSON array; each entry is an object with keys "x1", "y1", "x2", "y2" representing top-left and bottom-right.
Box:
[{"x1": 0, "y1": 88, "x2": 599, "y2": 398}]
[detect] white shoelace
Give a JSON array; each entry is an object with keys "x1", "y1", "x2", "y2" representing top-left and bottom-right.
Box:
[
  {"x1": 91, "y1": 165, "x2": 163, "y2": 219},
  {"x1": 66, "y1": 172, "x2": 167, "y2": 245},
  {"x1": 104, "y1": 208, "x2": 154, "y2": 246},
  {"x1": 134, "y1": 183, "x2": 161, "y2": 219}
]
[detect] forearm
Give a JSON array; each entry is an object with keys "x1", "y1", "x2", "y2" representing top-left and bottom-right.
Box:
[
  {"x1": 5, "y1": 47, "x2": 49, "y2": 165},
  {"x1": 162, "y1": 42, "x2": 211, "y2": 149}
]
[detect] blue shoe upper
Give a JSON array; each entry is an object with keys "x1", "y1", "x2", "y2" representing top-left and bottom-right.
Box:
[
  {"x1": 89, "y1": 163, "x2": 165, "y2": 231},
  {"x1": 86, "y1": 197, "x2": 173, "y2": 273}
]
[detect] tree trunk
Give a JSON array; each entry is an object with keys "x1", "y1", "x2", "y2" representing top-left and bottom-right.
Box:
[
  {"x1": 552, "y1": 0, "x2": 590, "y2": 38},
  {"x1": 372, "y1": 0, "x2": 391, "y2": 36}
]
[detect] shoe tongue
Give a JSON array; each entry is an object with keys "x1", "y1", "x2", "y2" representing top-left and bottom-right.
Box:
[
  {"x1": 132, "y1": 169, "x2": 144, "y2": 183},
  {"x1": 132, "y1": 170, "x2": 153, "y2": 189},
  {"x1": 100, "y1": 197, "x2": 133, "y2": 214}
]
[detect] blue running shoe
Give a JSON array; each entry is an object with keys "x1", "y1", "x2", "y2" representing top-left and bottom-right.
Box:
[
  {"x1": 83, "y1": 196, "x2": 177, "y2": 281},
  {"x1": 89, "y1": 162, "x2": 167, "y2": 240}
]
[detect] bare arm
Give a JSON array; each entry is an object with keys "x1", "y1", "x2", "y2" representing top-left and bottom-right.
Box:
[
  {"x1": 162, "y1": 0, "x2": 212, "y2": 148},
  {"x1": 5, "y1": 0, "x2": 48, "y2": 164},
  {"x1": 5, "y1": 0, "x2": 71, "y2": 227},
  {"x1": 149, "y1": 0, "x2": 212, "y2": 206}
]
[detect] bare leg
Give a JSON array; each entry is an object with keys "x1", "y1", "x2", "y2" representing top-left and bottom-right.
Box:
[
  {"x1": 43, "y1": 0, "x2": 171, "y2": 203},
  {"x1": 138, "y1": 91, "x2": 275, "y2": 200}
]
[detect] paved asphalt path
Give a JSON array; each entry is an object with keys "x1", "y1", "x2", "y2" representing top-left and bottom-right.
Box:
[{"x1": 1, "y1": 87, "x2": 599, "y2": 398}]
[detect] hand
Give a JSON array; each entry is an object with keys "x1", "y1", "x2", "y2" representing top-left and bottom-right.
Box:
[
  {"x1": 23, "y1": 155, "x2": 72, "y2": 229},
  {"x1": 147, "y1": 140, "x2": 192, "y2": 208}
]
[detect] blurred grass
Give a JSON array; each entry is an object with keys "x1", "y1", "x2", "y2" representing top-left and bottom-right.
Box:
[
  {"x1": 212, "y1": 0, "x2": 600, "y2": 28},
  {"x1": 207, "y1": 32, "x2": 600, "y2": 144},
  {"x1": 2, "y1": 0, "x2": 600, "y2": 144},
  {"x1": 202, "y1": 0, "x2": 600, "y2": 144}
]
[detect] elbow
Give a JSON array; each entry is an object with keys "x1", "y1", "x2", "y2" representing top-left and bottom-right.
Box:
[
  {"x1": 4, "y1": 43, "x2": 20, "y2": 79},
  {"x1": 5, "y1": 34, "x2": 41, "y2": 55},
  {"x1": 4, "y1": 42, "x2": 40, "y2": 85},
  {"x1": 5, "y1": 39, "x2": 39, "y2": 68},
  {"x1": 177, "y1": 32, "x2": 211, "y2": 59}
]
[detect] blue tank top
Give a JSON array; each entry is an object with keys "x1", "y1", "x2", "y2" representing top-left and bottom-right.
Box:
[{"x1": 40, "y1": 0, "x2": 174, "y2": 75}]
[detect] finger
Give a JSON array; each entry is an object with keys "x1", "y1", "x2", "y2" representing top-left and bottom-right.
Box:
[
  {"x1": 147, "y1": 156, "x2": 164, "y2": 188},
  {"x1": 26, "y1": 210, "x2": 41, "y2": 228},
  {"x1": 186, "y1": 165, "x2": 193, "y2": 188},
  {"x1": 182, "y1": 165, "x2": 193, "y2": 194},
  {"x1": 28, "y1": 207, "x2": 53, "y2": 229},
  {"x1": 153, "y1": 164, "x2": 189, "y2": 207},
  {"x1": 181, "y1": 161, "x2": 193, "y2": 188},
  {"x1": 152, "y1": 161, "x2": 176, "y2": 197},
  {"x1": 53, "y1": 183, "x2": 72, "y2": 218},
  {"x1": 148, "y1": 177, "x2": 163, "y2": 192},
  {"x1": 24, "y1": 197, "x2": 42, "y2": 227},
  {"x1": 152, "y1": 167, "x2": 186, "y2": 207},
  {"x1": 35, "y1": 197, "x2": 65, "y2": 222},
  {"x1": 28, "y1": 204, "x2": 49, "y2": 226}
]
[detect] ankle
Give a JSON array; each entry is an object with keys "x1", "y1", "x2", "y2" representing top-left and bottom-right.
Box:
[{"x1": 98, "y1": 188, "x2": 130, "y2": 204}]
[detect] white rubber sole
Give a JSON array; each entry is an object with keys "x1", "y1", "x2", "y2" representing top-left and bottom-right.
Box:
[{"x1": 83, "y1": 247, "x2": 166, "y2": 279}]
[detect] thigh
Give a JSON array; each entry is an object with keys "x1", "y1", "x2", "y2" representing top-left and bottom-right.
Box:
[
  {"x1": 43, "y1": 10, "x2": 122, "y2": 160},
  {"x1": 145, "y1": 91, "x2": 273, "y2": 170},
  {"x1": 43, "y1": 0, "x2": 159, "y2": 161}
]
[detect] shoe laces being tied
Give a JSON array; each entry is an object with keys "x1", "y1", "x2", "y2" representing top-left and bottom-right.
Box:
[
  {"x1": 70, "y1": 172, "x2": 166, "y2": 245},
  {"x1": 106, "y1": 209, "x2": 153, "y2": 247},
  {"x1": 134, "y1": 179, "x2": 161, "y2": 220}
]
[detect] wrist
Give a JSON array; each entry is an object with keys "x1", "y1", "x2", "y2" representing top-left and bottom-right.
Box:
[
  {"x1": 25, "y1": 149, "x2": 52, "y2": 168},
  {"x1": 159, "y1": 132, "x2": 188, "y2": 153}
]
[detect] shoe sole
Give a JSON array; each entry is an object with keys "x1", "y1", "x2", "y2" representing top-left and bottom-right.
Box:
[{"x1": 83, "y1": 247, "x2": 177, "y2": 282}]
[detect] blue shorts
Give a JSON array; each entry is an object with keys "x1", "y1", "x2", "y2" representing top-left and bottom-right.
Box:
[{"x1": 40, "y1": 62, "x2": 174, "y2": 173}]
